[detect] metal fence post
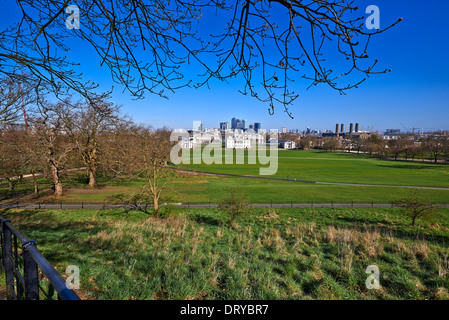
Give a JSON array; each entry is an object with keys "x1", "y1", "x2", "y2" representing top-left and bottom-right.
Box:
[
  {"x1": 22, "y1": 241, "x2": 39, "y2": 300},
  {"x1": 2, "y1": 223, "x2": 15, "y2": 299}
]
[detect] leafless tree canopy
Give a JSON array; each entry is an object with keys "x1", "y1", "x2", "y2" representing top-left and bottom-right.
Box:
[
  {"x1": 1, "y1": 0, "x2": 401, "y2": 116},
  {"x1": 0, "y1": 76, "x2": 35, "y2": 125}
]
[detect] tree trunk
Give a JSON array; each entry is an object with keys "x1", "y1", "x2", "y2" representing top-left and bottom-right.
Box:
[
  {"x1": 153, "y1": 195, "x2": 159, "y2": 216},
  {"x1": 32, "y1": 172, "x2": 39, "y2": 194},
  {"x1": 54, "y1": 181, "x2": 63, "y2": 196},
  {"x1": 50, "y1": 163, "x2": 63, "y2": 196},
  {"x1": 7, "y1": 178, "x2": 13, "y2": 191},
  {"x1": 88, "y1": 166, "x2": 97, "y2": 187}
]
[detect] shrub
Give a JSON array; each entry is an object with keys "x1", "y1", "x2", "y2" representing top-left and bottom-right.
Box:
[
  {"x1": 395, "y1": 190, "x2": 436, "y2": 226},
  {"x1": 218, "y1": 189, "x2": 251, "y2": 228}
]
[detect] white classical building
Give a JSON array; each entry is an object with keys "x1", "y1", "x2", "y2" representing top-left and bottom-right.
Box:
[
  {"x1": 279, "y1": 140, "x2": 296, "y2": 149},
  {"x1": 225, "y1": 131, "x2": 265, "y2": 149},
  {"x1": 226, "y1": 137, "x2": 251, "y2": 149}
]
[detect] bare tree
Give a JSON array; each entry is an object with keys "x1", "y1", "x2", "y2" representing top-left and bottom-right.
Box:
[
  {"x1": 59, "y1": 99, "x2": 124, "y2": 187},
  {"x1": 424, "y1": 133, "x2": 448, "y2": 164},
  {"x1": 135, "y1": 128, "x2": 176, "y2": 215},
  {"x1": 30, "y1": 98, "x2": 76, "y2": 197},
  {"x1": 1, "y1": 1, "x2": 401, "y2": 116},
  {"x1": 219, "y1": 189, "x2": 251, "y2": 229},
  {"x1": 0, "y1": 126, "x2": 24, "y2": 191},
  {"x1": 0, "y1": 76, "x2": 34, "y2": 125},
  {"x1": 111, "y1": 126, "x2": 176, "y2": 215},
  {"x1": 387, "y1": 137, "x2": 407, "y2": 161},
  {"x1": 395, "y1": 189, "x2": 436, "y2": 227},
  {"x1": 322, "y1": 137, "x2": 339, "y2": 152},
  {"x1": 99, "y1": 121, "x2": 142, "y2": 178},
  {"x1": 18, "y1": 131, "x2": 46, "y2": 194}
]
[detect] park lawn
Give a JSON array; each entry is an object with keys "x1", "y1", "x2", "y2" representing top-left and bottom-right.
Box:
[
  {"x1": 169, "y1": 174, "x2": 449, "y2": 204},
  {"x1": 2, "y1": 150, "x2": 449, "y2": 205},
  {"x1": 1, "y1": 207, "x2": 449, "y2": 300},
  {"x1": 180, "y1": 149, "x2": 449, "y2": 188},
  {"x1": 2, "y1": 169, "x2": 449, "y2": 205}
]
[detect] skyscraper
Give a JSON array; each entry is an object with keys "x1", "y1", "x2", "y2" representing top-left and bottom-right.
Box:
[
  {"x1": 220, "y1": 122, "x2": 229, "y2": 130},
  {"x1": 231, "y1": 118, "x2": 237, "y2": 130},
  {"x1": 254, "y1": 123, "x2": 261, "y2": 132}
]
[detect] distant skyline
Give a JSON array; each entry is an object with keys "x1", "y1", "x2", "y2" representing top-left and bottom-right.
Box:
[{"x1": 1, "y1": 0, "x2": 448, "y2": 132}]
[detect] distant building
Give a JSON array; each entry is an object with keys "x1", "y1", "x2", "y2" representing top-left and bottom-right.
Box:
[
  {"x1": 193, "y1": 120, "x2": 203, "y2": 131},
  {"x1": 281, "y1": 127, "x2": 287, "y2": 134},
  {"x1": 231, "y1": 118, "x2": 237, "y2": 129},
  {"x1": 225, "y1": 137, "x2": 251, "y2": 149},
  {"x1": 254, "y1": 122, "x2": 261, "y2": 132},
  {"x1": 279, "y1": 140, "x2": 295, "y2": 149},
  {"x1": 180, "y1": 137, "x2": 195, "y2": 149},
  {"x1": 220, "y1": 122, "x2": 229, "y2": 130},
  {"x1": 386, "y1": 129, "x2": 401, "y2": 134}
]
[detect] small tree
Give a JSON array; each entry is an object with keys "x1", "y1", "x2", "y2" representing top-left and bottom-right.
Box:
[
  {"x1": 322, "y1": 138, "x2": 339, "y2": 152},
  {"x1": 219, "y1": 189, "x2": 251, "y2": 229},
  {"x1": 395, "y1": 190, "x2": 436, "y2": 226},
  {"x1": 135, "y1": 128, "x2": 175, "y2": 216}
]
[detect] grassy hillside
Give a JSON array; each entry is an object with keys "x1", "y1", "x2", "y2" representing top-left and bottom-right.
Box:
[{"x1": 1, "y1": 207, "x2": 449, "y2": 300}]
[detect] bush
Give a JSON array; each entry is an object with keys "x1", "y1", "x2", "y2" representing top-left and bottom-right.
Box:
[
  {"x1": 107, "y1": 191, "x2": 152, "y2": 214},
  {"x1": 218, "y1": 189, "x2": 251, "y2": 228},
  {"x1": 160, "y1": 202, "x2": 180, "y2": 218},
  {"x1": 395, "y1": 190, "x2": 435, "y2": 226}
]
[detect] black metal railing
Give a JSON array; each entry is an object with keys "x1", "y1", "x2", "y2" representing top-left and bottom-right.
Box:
[
  {"x1": 0, "y1": 216, "x2": 80, "y2": 300},
  {"x1": 0, "y1": 201, "x2": 449, "y2": 211}
]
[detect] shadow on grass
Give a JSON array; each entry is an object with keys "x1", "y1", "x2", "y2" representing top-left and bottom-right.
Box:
[
  {"x1": 189, "y1": 211, "x2": 224, "y2": 227},
  {"x1": 375, "y1": 163, "x2": 443, "y2": 170},
  {"x1": 0, "y1": 209, "x2": 111, "y2": 264},
  {"x1": 329, "y1": 214, "x2": 449, "y2": 245}
]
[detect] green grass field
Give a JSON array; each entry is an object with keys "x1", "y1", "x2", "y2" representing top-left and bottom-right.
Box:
[
  {"x1": 1, "y1": 207, "x2": 449, "y2": 300},
  {"x1": 180, "y1": 149, "x2": 449, "y2": 188},
  {"x1": 1, "y1": 150, "x2": 449, "y2": 204}
]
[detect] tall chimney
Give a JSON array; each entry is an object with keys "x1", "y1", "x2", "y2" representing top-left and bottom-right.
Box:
[
  {"x1": 355, "y1": 123, "x2": 359, "y2": 133},
  {"x1": 340, "y1": 123, "x2": 344, "y2": 133},
  {"x1": 335, "y1": 123, "x2": 339, "y2": 133},
  {"x1": 349, "y1": 123, "x2": 353, "y2": 134}
]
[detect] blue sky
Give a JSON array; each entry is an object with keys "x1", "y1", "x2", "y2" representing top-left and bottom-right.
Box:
[{"x1": 1, "y1": 0, "x2": 449, "y2": 132}]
